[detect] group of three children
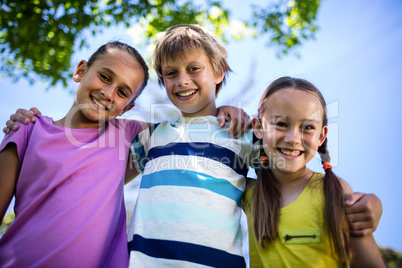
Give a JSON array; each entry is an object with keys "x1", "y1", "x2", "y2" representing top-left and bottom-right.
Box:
[{"x1": 0, "y1": 24, "x2": 384, "y2": 267}]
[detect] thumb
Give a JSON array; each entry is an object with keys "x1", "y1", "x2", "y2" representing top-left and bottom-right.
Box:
[
  {"x1": 344, "y1": 192, "x2": 364, "y2": 207},
  {"x1": 217, "y1": 109, "x2": 228, "y2": 128}
]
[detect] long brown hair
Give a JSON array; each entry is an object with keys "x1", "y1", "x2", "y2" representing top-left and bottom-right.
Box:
[{"x1": 253, "y1": 76, "x2": 352, "y2": 263}]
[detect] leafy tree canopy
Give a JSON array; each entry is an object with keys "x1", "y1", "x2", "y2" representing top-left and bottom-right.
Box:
[{"x1": 0, "y1": 0, "x2": 320, "y2": 88}]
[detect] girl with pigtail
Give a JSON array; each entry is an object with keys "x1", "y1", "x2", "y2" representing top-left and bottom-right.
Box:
[{"x1": 243, "y1": 76, "x2": 385, "y2": 267}]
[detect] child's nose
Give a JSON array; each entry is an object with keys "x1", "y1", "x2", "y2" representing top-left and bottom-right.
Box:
[
  {"x1": 100, "y1": 86, "x2": 114, "y2": 101},
  {"x1": 284, "y1": 128, "x2": 301, "y2": 144},
  {"x1": 177, "y1": 72, "x2": 190, "y2": 87}
]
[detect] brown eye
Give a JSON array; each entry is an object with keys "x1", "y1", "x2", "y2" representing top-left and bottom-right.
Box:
[
  {"x1": 189, "y1": 67, "x2": 200, "y2": 72},
  {"x1": 117, "y1": 88, "x2": 128, "y2": 98},
  {"x1": 276, "y1": 122, "x2": 287, "y2": 128},
  {"x1": 164, "y1": 71, "x2": 176, "y2": 76},
  {"x1": 99, "y1": 73, "x2": 110, "y2": 82},
  {"x1": 302, "y1": 125, "x2": 314, "y2": 130}
]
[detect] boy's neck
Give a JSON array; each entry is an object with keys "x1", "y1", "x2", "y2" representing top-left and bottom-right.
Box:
[{"x1": 181, "y1": 107, "x2": 218, "y2": 118}]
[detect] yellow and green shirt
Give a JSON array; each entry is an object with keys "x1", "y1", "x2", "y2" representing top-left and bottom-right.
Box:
[{"x1": 244, "y1": 173, "x2": 344, "y2": 268}]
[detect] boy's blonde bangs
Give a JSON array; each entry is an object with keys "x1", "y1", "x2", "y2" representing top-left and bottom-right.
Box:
[
  {"x1": 155, "y1": 32, "x2": 205, "y2": 68},
  {"x1": 152, "y1": 24, "x2": 232, "y2": 94}
]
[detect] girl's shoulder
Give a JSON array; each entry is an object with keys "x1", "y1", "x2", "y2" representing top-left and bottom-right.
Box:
[
  {"x1": 337, "y1": 176, "x2": 353, "y2": 195},
  {"x1": 311, "y1": 172, "x2": 353, "y2": 195},
  {"x1": 242, "y1": 177, "x2": 256, "y2": 211},
  {"x1": 245, "y1": 177, "x2": 256, "y2": 196}
]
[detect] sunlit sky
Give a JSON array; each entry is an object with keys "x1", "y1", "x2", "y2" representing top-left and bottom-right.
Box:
[{"x1": 1, "y1": 0, "x2": 401, "y2": 251}]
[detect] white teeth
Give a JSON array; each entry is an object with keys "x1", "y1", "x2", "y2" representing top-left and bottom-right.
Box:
[
  {"x1": 92, "y1": 96, "x2": 106, "y2": 109},
  {"x1": 177, "y1": 90, "x2": 197, "y2": 97},
  {"x1": 280, "y1": 149, "x2": 301, "y2": 157}
]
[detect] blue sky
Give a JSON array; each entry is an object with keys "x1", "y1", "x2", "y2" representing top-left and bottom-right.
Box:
[{"x1": 1, "y1": 0, "x2": 401, "y2": 251}]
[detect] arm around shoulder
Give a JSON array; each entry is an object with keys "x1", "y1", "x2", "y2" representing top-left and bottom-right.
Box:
[
  {"x1": 350, "y1": 234, "x2": 385, "y2": 268},
  {"x1": 124, "y1": 152, "x2": 140, "y2": 185},
  {"x1": 344, "y1": 192, "x2": 382, "y2": 236},
  {"x1": 338, "y1": 177, "x2": 385, "y2": 267},
  {"x1": 0, "y1": 143, "x2": 21, "y2": 222}
]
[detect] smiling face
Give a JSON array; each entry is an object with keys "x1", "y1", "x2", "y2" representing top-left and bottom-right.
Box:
[
  {"x1": 161, "y1": 48, "x2": 224, "y2": 117},
  {"x1": 253, "y1": 88, "x2": 328, "y2": 179},
  {"x1": 70, "y1": 48, "x2": 144, "y2": 128}
]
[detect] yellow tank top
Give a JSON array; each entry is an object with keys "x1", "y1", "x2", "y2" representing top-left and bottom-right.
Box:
[{"x1": 244, "y1": 173, "x2": 344, "y2": 268}]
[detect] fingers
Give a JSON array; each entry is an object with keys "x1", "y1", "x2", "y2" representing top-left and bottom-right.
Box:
[
  {"x1": 242, "y1": 112, "x2": 252, "y2": 132},
  {"x1": 347, "y1": 212, "x2": 376, "y2": 237},
  {"x1": 3, "y1": 126, "x2": 12, "y2": 134},
  {"x1": 217, "y1": 106, "x2": 251, "y2": 138},
  {"x1": 226, "y1": 108, "x2": 250, "y2": 138},
  {"x1": 344, "y1": 192, "x2": 365, "y2": 207},
  {"x1": 350, "y1": 228, "x2": 374, "y2": 237},
  {"x1": 29, "y1": 107, "x2": 42, "y2": 116},
  {"x1": 5, "y1": 120, "x2": 20, "y2": 132},
  {"x1": 217, "y1": 108, "x2": 238, "y2": 138},
  {"x1": 345, "y1": 193, "x2": 381, "y2": 237},
  {"x1": 233, "y1": 114, "x2": 250, "y2": 139},
  {"x1": 347, "y1": 211, "x2": 375, "y2": 227},
  {"x1": 228, "y1": 116, "x2": 240, "y2": 138},
  {"x1": 3, "y1": 108, "x2": 38, "y2": 134},
  {"x1": 363, "y1": 193, "x2": 383, "y2": 219},
  {"x1": 345, "y1": 193, "x2": 372, "y2": 216},
  {"x1": 10, "y1": 109, "x2": 37, "y2": 124},
  {"x1": 217, "y1": 109, "x2": 229, "y2": 128}
]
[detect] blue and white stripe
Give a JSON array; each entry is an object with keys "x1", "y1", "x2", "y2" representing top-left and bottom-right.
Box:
[{"x1": 128, "y1": 116, "x2": 258, "y2": 267}]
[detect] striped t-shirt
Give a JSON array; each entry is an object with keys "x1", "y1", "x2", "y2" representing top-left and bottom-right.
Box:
[{"x1": 128, "y1": 116, "x2": 259, "y2": 267}]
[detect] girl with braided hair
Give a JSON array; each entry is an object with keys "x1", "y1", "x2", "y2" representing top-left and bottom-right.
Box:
[{"x1": 243, "y1": 76, "x2": 384, "y2": 267}]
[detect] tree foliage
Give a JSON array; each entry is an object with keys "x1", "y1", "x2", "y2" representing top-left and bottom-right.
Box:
[{"x1": 0, "y1": 0, "x2": 320, "y2": 88}]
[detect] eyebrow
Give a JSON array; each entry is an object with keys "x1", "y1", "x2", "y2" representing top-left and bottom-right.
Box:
[
  {"x1": 102, "y1": 68, "x2": 133, "y2": 96},
  {"x1": 163, "y1": 60, "x2": 205, "y2": 68},
  {"x1": 269, "y1": 115, "x2": 286, "y2": 120},
  {"x1": 269, "y1": 115, "x2": 321, "y2": 123}
]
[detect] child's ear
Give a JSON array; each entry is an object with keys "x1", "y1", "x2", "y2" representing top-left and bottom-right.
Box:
[
  {"x1": 214, "y1": 70, "x2": 225, "y2": 85},
  {"x1": 73, "y1": 60, "x2": 88, "y2": 82},
  {"x1": 252, "y1": 116, "x2": 263, "y2": 139},
  {"x1": 120, "y1": 103, "x2": 135, "y2": 116},
  {"x1": 319, "y1": 126, "x2": 329, "y2": 145}
]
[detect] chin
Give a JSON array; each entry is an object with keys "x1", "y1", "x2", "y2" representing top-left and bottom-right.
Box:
[{"x1": 275, "y1": 163, "x2": 303, "y2": 173}]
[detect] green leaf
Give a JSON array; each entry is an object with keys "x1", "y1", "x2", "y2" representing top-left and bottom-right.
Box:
[{"x1": 0, "y1": 0, "x2": 321, "y2": 89}]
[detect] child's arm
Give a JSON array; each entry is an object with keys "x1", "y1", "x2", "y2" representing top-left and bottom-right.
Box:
[
  {"x1": 217, "y1": 105, "x2": 251, "y2": 138},
  {"x1": 2, "y1": 108, "x2": 147, "y2": 186},
  {"x1": 350, "y1": 235, "x2": 385, "y2": 268},
  {"x1": 0, "y1": 144, "x2": 21, "y2": 222},
  {"x1": 124, "y1": 151, "x2": 140, "y2": 185},
  {"x1": 339, "y1": 179, "x2": 385, "y2": 267},
  {"x1": 344, "y1": 192, "x2": 382, "y2": 236},
  {"x1": 3, "y1": 106, "x2": 250, "y2": 137},
  {"x1": 124, "y1": 120, "x2": 152, "y2": 185}
]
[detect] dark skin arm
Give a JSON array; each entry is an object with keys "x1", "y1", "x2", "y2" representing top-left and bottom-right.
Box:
[
  {"x1": 124, "y1": 151, "x2": 140, "y2": 185},
  {"x1": 4, "y1": 107, "x2": 41, "y2": 134},
  {"x1": 217, "y1": 105, "x2": 251, "y2": 138},
  {"x1": 340, "y1": 179, "x2": 385, "y2": 268},
  {"x1": 0, "y1": 144, "x2": 21, "y2": 222},
  {"x1": 344, "y1": 192, "x2": 382, "y2": 236}
]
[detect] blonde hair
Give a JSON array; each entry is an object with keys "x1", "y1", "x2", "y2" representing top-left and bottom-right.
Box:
[{"x1": 152, "y1": 24, "x2": 232, "y2": 95}]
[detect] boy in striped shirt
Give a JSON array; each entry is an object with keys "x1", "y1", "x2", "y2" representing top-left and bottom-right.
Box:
[{"x1": 127, "y1": 24, "x2": 258, "y2": 267}]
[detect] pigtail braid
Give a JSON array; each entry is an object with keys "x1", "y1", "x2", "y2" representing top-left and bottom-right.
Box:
[
  {"x1": 318, "y1": 139, "x2": 352, "y2": 263},
  {"x1": 253, "y1": 152, "x2": 281, "y2": 246}
]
